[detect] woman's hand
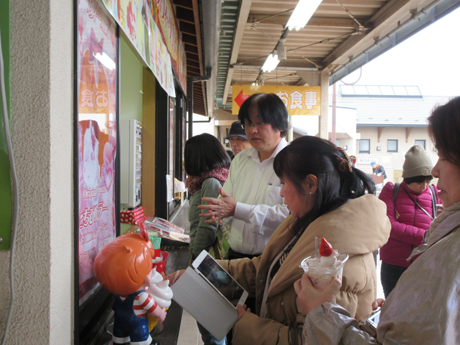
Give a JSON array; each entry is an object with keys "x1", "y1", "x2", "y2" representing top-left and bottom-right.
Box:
[
  {"x1": 166, "y1": 269, "x2": 185, "y2": 286},
  {"x1": 237, "y1": 304, "x2": 251, "y2": 317},
  {"x1": 294, "y1": 273, "x2": 341, "y2": 315},
  {"x1": 372, "y1": 298, "x2": 385, "y2": 311},
  {"x1": 198, "y1": 188, "x2": 237, "y2": 224}
]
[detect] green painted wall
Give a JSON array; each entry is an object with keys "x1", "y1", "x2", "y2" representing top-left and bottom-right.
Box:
[
  {"x1": 120, "y1": 35, "x2": 144, "y2": 234},
  {"x1": 0, "y1": 0, "x2": 11, "y2": 250}
]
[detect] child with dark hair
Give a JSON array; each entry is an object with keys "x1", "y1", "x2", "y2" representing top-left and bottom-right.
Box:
[{"x1": 184, "y1": 133, "x2": 231, "y2": 345}]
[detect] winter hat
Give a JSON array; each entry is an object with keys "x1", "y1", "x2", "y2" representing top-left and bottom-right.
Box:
[
  {"x1": 402, "y1": 145, "x2": 433, "y2": 178},
  {"x1": 370, "y1": 161, "x2": 376, "y2": 166},
  {"x1": 225, "y1": 121, "x2": 248, "y2": 140}
]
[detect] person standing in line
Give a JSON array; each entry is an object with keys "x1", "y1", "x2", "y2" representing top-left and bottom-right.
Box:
[
  {"x1": 198, "y1": 93, "x2": 290, "y2": 260},
  {"x1": 378, "y1": 145, "x2": 440, "y2": 297},
  {"x1": 225, "y1": 120, "x2": 252, "y2": 158},
  {"x1": 296, "y1": 95, "x2": 460, "y2": 345},
  {"x1": 196, "y1": 93, "x2": 290, "y2": 331},
  {"x1": 184, "y1": 133, "x2": 231, "y2": 345}
]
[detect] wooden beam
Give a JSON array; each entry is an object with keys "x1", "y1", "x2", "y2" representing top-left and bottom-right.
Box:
[
  {"x1": 182, "y1": 34, "x2": 198, "y2": 47},
  {"x1": 176, "y1": 7, "x2": 195, "y2": 24},
  {"x1": 192, "y1": 0, "x2": 206, "y2": 116},
  {"x1": 377, "y1": 127, "x2": 384, "y2": 142},
  {"x1": 185, "y1": 45, "x2": 199, "y2": 55},
  {"x1": 179, "y1": 21, "x2": 197, "y2": 35},
  {"x1": 406, "y1": 127, "x2": 412, "y2": 143},
  {"x1": 173, "y1": 0, "x2": 193, "y2": 11}
]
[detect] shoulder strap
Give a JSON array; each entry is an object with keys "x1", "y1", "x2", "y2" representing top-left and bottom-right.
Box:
[
  {"x1": 429, "y1": 184, "x2": 437, "y2": 218},
  {"x1": 393, "y1": 183, "x2": 400, "y2": 201},
  {"x1": 393, "y1": 183, "x2": 400, "y2": 218}
]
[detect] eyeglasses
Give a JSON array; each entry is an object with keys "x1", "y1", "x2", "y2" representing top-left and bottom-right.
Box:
[{"x1": 241, "y1": 122, "x2": 265, "y2": 130}]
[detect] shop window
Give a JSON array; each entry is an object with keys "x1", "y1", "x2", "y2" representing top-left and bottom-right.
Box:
[
  {"x1": 415, "y1": 139, "x2": 426, "y2": 150},
  {"x1": 359, "y1": 139, "x2": 370, "y2": 154},
  {"x1": 387, "y1": 139, "x2": 398, "y2": 152}
]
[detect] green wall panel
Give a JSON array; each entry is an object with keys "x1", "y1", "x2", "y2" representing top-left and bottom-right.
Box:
[{"x1": 0, "y1": 0, "x2": 11, "y2": 250}]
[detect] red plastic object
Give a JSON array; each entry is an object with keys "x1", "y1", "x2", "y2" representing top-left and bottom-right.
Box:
[
  {"x1": 154, "y1": 248, "x2": 161, "y2": 258},
  {"x1": 152, "y1": 251, "x2": 169, "y2": 273}
]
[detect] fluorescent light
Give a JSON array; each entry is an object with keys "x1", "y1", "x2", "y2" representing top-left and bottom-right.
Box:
[
  {"x1": 286, "y1": 0, "x2": 323, "y2": 31},
  {"x1": 262, "y1": 52, "x2": 280, "y2": 73},
  {"x1": 93, "y1": 52, "x2": 116, "y2": 71}
]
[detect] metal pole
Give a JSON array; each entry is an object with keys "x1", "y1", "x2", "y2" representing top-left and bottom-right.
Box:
[{"x1": 332, "y1": 83, "x2": 337, "y2": 144}]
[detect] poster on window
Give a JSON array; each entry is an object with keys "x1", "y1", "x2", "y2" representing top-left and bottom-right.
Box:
[{"x1": 77, "y1": 0, "x2": 118, "y2": 305}]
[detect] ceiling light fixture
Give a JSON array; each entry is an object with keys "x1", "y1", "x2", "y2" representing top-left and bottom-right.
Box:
[
  {"x1": 286, "y1": 0, "x2": 323, "y2": 31},
  {"x1": 261, "y1": 51, "x2": 280, "y2": 73}
]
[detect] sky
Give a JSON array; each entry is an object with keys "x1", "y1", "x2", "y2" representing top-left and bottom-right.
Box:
[{"x1": 338, "y1": 6, "x2": 460, "y2": 97}]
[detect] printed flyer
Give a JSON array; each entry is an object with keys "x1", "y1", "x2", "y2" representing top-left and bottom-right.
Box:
[{"x1": 77, "y1": 0, "x2": 118, "y2": 305}]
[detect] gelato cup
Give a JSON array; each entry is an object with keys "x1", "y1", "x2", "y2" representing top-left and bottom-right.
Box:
[{"x1": 299, "y1": 253, "x2": 349, "y2": 290}]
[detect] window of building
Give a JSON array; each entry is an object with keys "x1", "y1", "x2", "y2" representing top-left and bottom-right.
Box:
[
  {"x1": 415, "y1": 140, "x2": 426, "y2": 150},
  {"x1": 359, "y1": 139, "x2": 370, "y2": 154},
  {"x1": 387, "y1": 139, "x2": 398, "y2": 152}
]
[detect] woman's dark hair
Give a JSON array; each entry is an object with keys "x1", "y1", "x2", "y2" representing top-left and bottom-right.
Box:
[
  {"x1": 404, "y1": 175, "x2": 433, "y2": 185},
  {"x1": 184, "y1": 134, "x2": 231, "y2": 176},
  {"x1": 273, "y1": 136, "x2": 375, "y2": 235},
  {"x1": 238, "y1": 93, "x2": 289, "y2": 138},
  {"x1": 428, "y1": 96, "x2": 460, "y2": 166}
]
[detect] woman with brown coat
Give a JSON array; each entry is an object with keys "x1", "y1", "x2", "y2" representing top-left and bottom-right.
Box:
[{"x1": 222, "y1": 136, "x2": 390, "y2": 345}]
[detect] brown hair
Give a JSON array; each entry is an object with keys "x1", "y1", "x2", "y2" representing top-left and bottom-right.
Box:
[{"x1": 428, "y1": 96, "x2": 460, "y2": 166}]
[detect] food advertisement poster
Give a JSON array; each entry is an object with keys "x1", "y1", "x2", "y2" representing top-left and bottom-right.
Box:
[
  {"x1": 77, "y1": 0, "x2": 118, "y2": 305},
  {"x1": 101, "y1": 0, "x2": 180, "y2": 96}
]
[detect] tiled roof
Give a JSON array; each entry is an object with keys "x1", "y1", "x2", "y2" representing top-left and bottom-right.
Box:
[{"x1": 335, "y1": 95, "x2": 452, "y2": 126}]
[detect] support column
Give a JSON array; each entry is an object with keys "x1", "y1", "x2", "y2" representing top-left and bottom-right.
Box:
[{"x1": 319, "y1": 68, "x2": 329, "y2": 139}]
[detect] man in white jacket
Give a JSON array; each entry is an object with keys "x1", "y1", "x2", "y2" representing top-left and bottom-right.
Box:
[{"x1": 199, "y1": 93, "x2": 290, "y2": 259}]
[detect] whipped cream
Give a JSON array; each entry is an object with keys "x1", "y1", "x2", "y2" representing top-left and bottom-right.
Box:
[{"x1": 147, "y1": 267, "x2": 173, "y2": 309}]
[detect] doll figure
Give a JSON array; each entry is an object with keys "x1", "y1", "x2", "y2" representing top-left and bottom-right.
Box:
[
  {"x1": 94, "y1": 231, "x2": 166, "y2": 345},
  {"x1": 145, "y1": 267, "x2": 173, "y2": 332}
]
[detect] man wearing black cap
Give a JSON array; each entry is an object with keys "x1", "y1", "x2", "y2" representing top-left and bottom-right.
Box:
[{"x1": 225, "y1": 120, "x2": 252, "y2": 157}]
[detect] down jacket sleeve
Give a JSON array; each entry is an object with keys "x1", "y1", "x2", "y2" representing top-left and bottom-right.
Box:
[
  {"x1": 219, "y1": 257, "x2": 304, "y2": 345},
  {"x1": 378, "y1": 183, "x2": 426, "y2": 246},
  {"x1": 303, "y1": 303, "x2": 379, "y2": 345}
]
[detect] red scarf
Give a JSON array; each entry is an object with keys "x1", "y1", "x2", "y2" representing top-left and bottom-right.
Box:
[{"x1": 185, "y1": 168, "x2": 229, "y2": 195}]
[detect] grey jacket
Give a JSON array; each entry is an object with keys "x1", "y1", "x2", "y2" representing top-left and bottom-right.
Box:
[
  {"x1": 303, "y1": 202, "x2": 460, "y2": 345},
  {"x1": 188, "y1": 177, "x2": 222, "y2": 259}
]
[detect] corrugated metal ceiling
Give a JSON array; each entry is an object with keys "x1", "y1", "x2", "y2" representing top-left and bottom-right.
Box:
[{"x1": 213, "y1": 0, "x2": 460, "y2": 109}]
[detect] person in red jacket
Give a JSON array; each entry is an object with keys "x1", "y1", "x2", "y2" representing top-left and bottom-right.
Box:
[{"x1": 378, "y1": 145, "x2": 440, "y2": 297}]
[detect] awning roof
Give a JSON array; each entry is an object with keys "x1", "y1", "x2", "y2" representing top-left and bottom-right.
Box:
[{"x1": 213, "y1": 0, "x2": 460, "y2": 111}]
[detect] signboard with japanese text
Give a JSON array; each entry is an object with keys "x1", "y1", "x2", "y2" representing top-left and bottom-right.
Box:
[
  {"x1": 77, "y1": 0, "x2": 118, "y2": 305},
  {"x1": 232, "y1": 85, "x2": 321, "y2": 116}
]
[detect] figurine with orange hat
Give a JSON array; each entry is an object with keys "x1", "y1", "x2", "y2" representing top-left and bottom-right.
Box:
[{"x1": 93, "y1": 226, "x2": 167, "y2": 345}]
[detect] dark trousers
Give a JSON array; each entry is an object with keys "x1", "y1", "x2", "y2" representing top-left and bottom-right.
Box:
[
  {"x1": 226, "y1": 248, "x2": 260, "y2": 345},
  {"x1": 380, "y1": 261, "x2": 407, "y2": 298}
]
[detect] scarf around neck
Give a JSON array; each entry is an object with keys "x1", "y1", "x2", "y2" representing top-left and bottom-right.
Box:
[{"x1": 185, "y1": 167, "x2": 229, "y2": 195}]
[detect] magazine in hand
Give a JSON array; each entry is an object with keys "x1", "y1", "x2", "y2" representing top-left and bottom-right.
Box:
[{"x1": 143, "y1": 217, "x2": 190, "y2": 243}]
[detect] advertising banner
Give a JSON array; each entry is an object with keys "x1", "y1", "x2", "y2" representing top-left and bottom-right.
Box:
[
  {"x1": 77, "y1": 0, "x2": 118, "y2": 305},
  {"x1": 101, "y1": 0, "x2": 178, "y2": 97},
  {"x1": 232, "y1": 85, "x2": 321, "y2": 116}
]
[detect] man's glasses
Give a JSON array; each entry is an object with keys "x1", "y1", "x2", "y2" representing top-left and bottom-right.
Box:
[{"x1": 241, "y1": 122, "x2": 265, "y2": 130}]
